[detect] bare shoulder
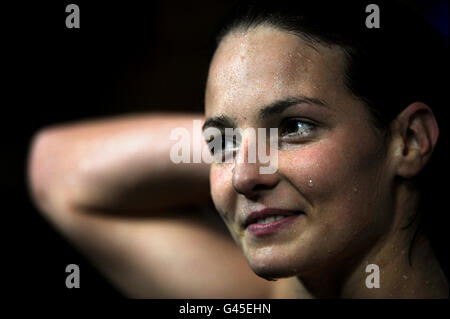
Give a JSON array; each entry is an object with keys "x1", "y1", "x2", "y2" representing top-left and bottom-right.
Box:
[{"x1": 49, "y1": 202, "x2": 275, "y2": 298}]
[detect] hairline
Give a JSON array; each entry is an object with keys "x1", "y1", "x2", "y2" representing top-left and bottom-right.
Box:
[{"x1": 213, "y1": 22, "x2": 387, "y2": 132}]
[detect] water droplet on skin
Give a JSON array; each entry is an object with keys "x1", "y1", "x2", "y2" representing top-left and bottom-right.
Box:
[
  {"x1": 308, "y1": 179, "x2": 314, "y2": 187},
  {"x1": 352, "y1": 187, "x2": 359, "y2": 193},
  {"x1": 403, "y1": 275, "x2": 408, "y2": 280}
]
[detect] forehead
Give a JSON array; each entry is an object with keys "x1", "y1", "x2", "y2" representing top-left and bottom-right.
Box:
[{"x1": 205, "y1": 25, "x2": 347, "y2": 119}]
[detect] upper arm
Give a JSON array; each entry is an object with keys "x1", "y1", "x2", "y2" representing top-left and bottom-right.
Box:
[
  {"x1": 27, "y1": 114, "x2": 211, "y2": 213},
  {"x1": 26, "y1": 115, "x2": 274, "y2": 298}
]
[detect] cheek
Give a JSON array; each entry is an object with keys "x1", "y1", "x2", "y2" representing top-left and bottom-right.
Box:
[
  {"x1": 279, "y1": 140, "x2": 358, "y2": 199},
  {"x1": 280, "y1": 129, "x2": 386, "y2": 233},
  {"x1": 210, "y1": 165, "x2": 246, "y2": 246},
  {"x1": 210, "y1": 164, "x2": 234, "y2": 216},
  {"x1": 276, "y1": 130, "x2": 390, "y2": 267}
]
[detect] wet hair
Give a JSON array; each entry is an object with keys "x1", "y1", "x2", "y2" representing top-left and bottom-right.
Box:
[{"x1": 210, "y1": 0, "x2": 448, "y2": 276}]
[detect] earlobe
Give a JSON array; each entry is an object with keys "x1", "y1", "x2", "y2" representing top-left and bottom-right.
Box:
[{"x1": 392, "y1": 102, "x2": 439, "y2": 179}]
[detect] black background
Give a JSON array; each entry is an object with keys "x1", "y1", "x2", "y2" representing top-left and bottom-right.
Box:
[{"x1": 4, "y1": 0, "x2": 448, "y2": 298}]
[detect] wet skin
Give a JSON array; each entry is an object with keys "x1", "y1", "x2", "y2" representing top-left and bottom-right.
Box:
[
  {"x1": 203, "y1": 26, "x2": 448, "y2": 298},
  {"x1": 205, "y1": 26, "x2": 392, "y2": 278}
]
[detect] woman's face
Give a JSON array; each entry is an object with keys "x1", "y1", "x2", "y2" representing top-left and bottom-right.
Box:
[{"x1": 204, "y1": 26, "x2": 394, "y2": 279}]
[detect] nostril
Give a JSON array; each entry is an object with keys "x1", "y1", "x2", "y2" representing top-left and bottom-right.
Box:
[{"x1": 252, "y1": 184, "x2": 272, "y2": 192}]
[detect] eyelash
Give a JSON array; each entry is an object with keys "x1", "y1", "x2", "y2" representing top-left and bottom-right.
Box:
[
  {"x1": 279, "y1": 118, "x2": 317, "y2": 141},
  {"x1": 205, "y1": 118, "x2": 317, "y2": 157}
]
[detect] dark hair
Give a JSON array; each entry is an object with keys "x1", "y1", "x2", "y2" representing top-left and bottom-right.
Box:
[{"x1": 210, "y1": 0, "x2": 448, "y2": 276}]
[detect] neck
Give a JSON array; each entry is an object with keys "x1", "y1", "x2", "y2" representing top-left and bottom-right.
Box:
[{"x1": 275, "y1": 184, "x2": 448, "y2": 298}]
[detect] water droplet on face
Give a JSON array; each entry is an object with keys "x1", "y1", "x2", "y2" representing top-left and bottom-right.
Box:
[
  {"x1": 352, "y1": 187, "x2": 359, "y2": 193},
  {"x1": 308, "y1": 179, "x2": 314, "y2": 187},
  {"x1": 402, "y1": 275, "x2": 408, "y2": 280}
]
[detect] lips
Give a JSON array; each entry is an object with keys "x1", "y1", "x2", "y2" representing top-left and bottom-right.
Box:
[{"x1": 243, "y1": 208, "x2": 303, "y2": 228}]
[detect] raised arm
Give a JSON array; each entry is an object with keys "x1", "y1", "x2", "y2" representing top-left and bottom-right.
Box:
[
  {"x1": 27, "y1": 113, "x2": 272, "y2": 298},
  {"x1": 28, "y1": 113, "x2": 210, "y2": 214}
]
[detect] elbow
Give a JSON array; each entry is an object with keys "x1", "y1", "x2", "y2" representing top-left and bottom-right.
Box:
[{"x1": 27, "y1": 128, "x2": 61, "y2": 213}]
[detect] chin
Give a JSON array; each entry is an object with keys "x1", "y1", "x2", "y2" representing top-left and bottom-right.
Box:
[
  {"x1": 249, "y1": 262, "x2": 300, "y2": 281},
  {"x1": 245, "y1": 250, "x2": 303, "y2": 280}
]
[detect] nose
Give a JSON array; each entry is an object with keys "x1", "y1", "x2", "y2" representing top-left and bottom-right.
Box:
[{"x1": 231, "y1": 138, "x2": 279, "y2": 198}]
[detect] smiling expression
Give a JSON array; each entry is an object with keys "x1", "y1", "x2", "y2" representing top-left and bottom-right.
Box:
[{"x1": 204, "y1": 25, "x2": 395, "y2": 279}]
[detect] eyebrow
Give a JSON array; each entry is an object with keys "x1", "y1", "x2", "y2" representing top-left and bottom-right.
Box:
[
  {"x1": 258, "y1": 95, "x2": 326, "y2": 120},
  {"x1": 202, "y1": 95, "x2": 326, "y2": 131},
  {"x1": 202, "y1": 115, "x2": 237, "y2": 131}
]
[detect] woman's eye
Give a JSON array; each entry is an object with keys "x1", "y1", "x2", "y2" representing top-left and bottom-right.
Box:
[{"x1": 279, "y1": 119, "x2": 316, "y2": 140}]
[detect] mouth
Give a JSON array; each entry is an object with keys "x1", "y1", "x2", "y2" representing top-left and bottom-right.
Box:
[{"x1": 243, "y1": 208, "x2": 305, "y2": 236}]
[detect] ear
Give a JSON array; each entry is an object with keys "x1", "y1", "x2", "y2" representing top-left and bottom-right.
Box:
[{"x1": 390, "y1": 102, "x2": 439, "y2": 178}]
